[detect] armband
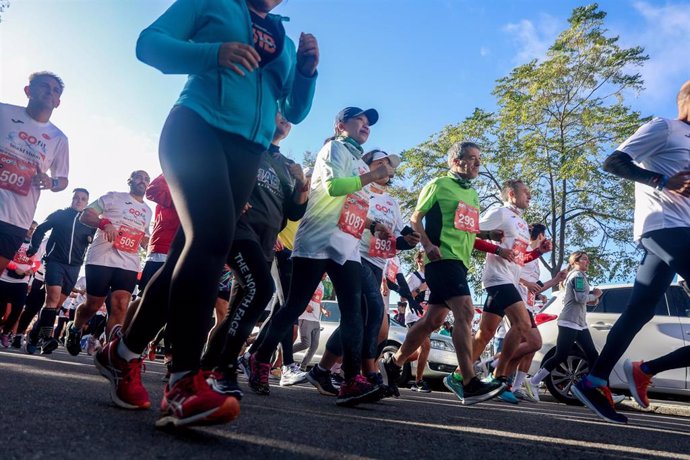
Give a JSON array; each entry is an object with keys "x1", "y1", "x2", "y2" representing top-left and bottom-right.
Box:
[{"x1": 98, "y1": 218, "x2": 113, "y2": 230}]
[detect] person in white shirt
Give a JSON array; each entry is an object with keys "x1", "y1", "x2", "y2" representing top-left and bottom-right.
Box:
[
  {"x1": 293, "y1": 280, "x2": 327, "y2": 369},
  {"x1": 0, "y1": 72, "x2": 69, "y2": 274},
  {"x1": 574, "y1": 80, "x2": 690, "y2": 425}
]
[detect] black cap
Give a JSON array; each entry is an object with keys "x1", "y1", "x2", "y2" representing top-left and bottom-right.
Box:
[{"x1": 335, "y1": 107, "x2": 379, "y2": 126}]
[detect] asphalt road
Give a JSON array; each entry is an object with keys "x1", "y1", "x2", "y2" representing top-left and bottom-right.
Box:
[{"x1": 2, "y1": 346, "x2": 690, "y2": 460}]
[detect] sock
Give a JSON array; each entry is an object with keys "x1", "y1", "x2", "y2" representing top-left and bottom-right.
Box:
[
  {"x1": 30, "y1": 307, "x2": 58, "y2": 341},
  {"x1": 513, "y1": 370, "x2": 527, "y2": 389},
  {"x1": 640, "y1": 362, "x2": 652, "y2": 375},
  {"x1": 492, "y1": 358, "x2": 500, "y2": 368},
  {"x1": 317, "y1": 364, "x2": 329, "y2": 373},
  {"x1": 452, "y1": 371, "x2": 463, "y2": 382},
  {"x1": 585, "y1": 374, "x2": 607, "y2": 388},
  {"x1": 117, "y1": 338, "x2": 141, "y2": 361},
  {"x1": 530, "y1": 368, "x2": 549, "y2": 385},
  {"x1": 169, "y1": 371, "x2": 192, "y2": 386}
]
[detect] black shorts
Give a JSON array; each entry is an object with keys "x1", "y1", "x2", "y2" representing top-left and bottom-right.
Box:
[
  {"x1": 85, "y1": 264, "x2": 138, "y2": 297},
  {"x1": 425, "y1": 260, "x2": 471, "y2": 304},
  {"x1": 44, "y1": 260, "x2": 80, "y2": 295},
  {"x1": 0, "y1": 280, "x2": 29, "y2": 307},
  {"x1": 483, "y1": 283, "x2": 523, "y2": 317},
  {"x1": 139, "y1": 260, "x2": 164, "y2": 292},
  {"x1": 0, "y1": 220, "x2": 27, "y2": 260}
]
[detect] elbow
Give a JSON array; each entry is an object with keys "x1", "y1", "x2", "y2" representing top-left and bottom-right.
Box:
[{"x1": 603, "y1": 150, "x2": 629, "y2": 175}]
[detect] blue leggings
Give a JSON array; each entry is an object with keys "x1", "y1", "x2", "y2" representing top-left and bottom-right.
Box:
[{"x1": 590, "y1": 227, "x2": 690, "y2": 380}]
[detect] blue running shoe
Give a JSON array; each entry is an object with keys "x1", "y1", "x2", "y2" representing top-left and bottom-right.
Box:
[
  {"x1": 572, "y1": 378, "x2": 628, "y2": 424},
  {"x1": 497, "y1": 389, "x2": 519, "y2": 404},
  {"x1": 443, "y1": 374, "x2": 464, "y2": 402}
]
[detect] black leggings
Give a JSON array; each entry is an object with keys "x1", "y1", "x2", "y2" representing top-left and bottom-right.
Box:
[
  {"x1": 591, "y1": 228, "x2": 690, "y2": 380},
  {"x1": 327, "y1": 260, "x2": 384, "y2": 361},
  {"x1": 0, "y1": 281, "x2": 28, "y2": 334},
  {"x1": 201, "y1": 239, "x2": 274, "y2": 371},
  {"x1": 123, "y1": 106, "x2": 263, "y2": 372},
  {"x1": 542, "y1": 326, "x2": 598, "y2": 372},
  {"x1": 255, "y1": 257, "x2": 363, "y2": 380},
  {"x1": 16, "y1": 278, "x2": 46, "y2": 334}
]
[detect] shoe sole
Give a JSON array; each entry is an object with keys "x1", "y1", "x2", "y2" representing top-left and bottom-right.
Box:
[
  {"x1": 623, "y1": 360, "x2": 649, "y2": 409},
  {"x1": 335, "y1": 386, "x2": 382, "y2": 407},
  {"x1": 463, "y1": 383, "x2": 507, "y2": 406},
  {"x1": 155, "y1": 397, "x2": 240, "y2": 429},
  {"x1": 306, "y1": 372, "x2": 337, "y2": 396},
  {"x1": 94, "y1": 354, "x2": 151, "y2": 410},
  {"x1": 571, "y1": 385, "x2": 628, "y2": 424}
]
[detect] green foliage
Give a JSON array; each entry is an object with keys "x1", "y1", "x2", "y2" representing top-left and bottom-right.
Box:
[{"x1": 394, "y1": 4, "x2": 649, "y2": 294}]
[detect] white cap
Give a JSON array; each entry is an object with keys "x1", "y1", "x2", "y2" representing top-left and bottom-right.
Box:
[{"x1": 363, "y1": 149, "x2": 401, "y2": 168}]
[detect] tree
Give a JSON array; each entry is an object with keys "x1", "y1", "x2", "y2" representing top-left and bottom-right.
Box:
[{"x1": 397, "y1": 4, "x2": 649, "y2": 292}]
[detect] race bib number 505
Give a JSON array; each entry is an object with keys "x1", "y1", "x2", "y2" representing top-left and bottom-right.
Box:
[{"x1": 113, "y1": 225, "x2": 144, "y2": 253}]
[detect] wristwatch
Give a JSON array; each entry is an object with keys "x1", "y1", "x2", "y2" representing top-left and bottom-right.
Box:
[
  {"x1": 369, "y1": 221, "x2": 379, "y2": 235},
  {"x1": 51, "y1": 178, "x2": 59, "y2": 189}
]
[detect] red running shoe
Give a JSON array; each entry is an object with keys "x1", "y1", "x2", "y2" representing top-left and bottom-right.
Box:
[
  {"x1": 156, "y1": 370, "x2": 240, "y2": 428},
  {"x1": 94, "y1": 337, "x2": 151, "y2": 409},
  {"x1": 624, "y1": 359, "x2": 652, "y2": 408},
  {"x1": 248, "y1": 353, "x2": 271, "y2": 395},
  {"x1": 336, "y1": 374, "x2": 381, "y2": 407}
]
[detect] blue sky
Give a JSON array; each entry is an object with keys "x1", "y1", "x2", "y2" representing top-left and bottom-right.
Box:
[{"x1": 1, "y1": 0, "x2": 689, "y2": 225}]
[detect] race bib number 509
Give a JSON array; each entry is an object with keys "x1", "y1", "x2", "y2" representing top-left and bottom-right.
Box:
[{"x1": 0, "y1": 152, "x2": 34, "y2": 196}]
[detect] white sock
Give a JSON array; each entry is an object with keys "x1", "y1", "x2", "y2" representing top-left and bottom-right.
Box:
[
  {"x1": 530, "y1": 368, "x2": 550, "y2": 385},
  {"x1": 117, "y1": 338, "x2": 141, "y2": 361},
  {"x1": 513, "y1": 371, "x2": 527, "y2": 389},
  {"x1": 492, "y1": 358, "x2": 500, "y2": 368},
  {"x1": 170, "y1": 371, "x2": 192, "y2": 386}
]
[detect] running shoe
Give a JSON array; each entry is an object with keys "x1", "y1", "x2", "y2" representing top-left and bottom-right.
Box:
[
  {"x1": 11, "y1": 334, "x2": 23, "y2": 349},
  {"x1": 25, "y1": 337, "x2": 38, "y2": 355},
  {"x1": 612, "y1": 394, "x2": 627, "y2": 405},
  {"x1": 207, "y1": 369, "x2": 244, "y2": 400},
  {"x1": 571, "y1": 379, "x2": 628, "y2": 424},
  {"x1": 443, "y1": 374, "x2": 465, "y2": 402},
  {"x1": 0, "y1": 333, "x2": 10, "y2": 348},
  {"x1": 280, "y1": 363, "x2": 308, "y2": 386},
  {"x1": 378, "y1": 355, "x2": 401, "y2": 389},
  {"x1": 64, "y1": 321, "x2": 82, "y2": 356},
  {"x1": 41, "y1": 338, "x2": 59, "y2": 355},
  {"x1": 94, "y1": 337, "x2": 151, "y2": 410},
  {"x1": 524, "y1": 380, "x2": 541, "y2": 402},
  {"x1": 624, "y1": 360, "x2": 651, "y2": 409},
  {"x1": 147, "y1": 341, "x2": 157, "y2": 361},
  {"x1": 86, "y1": 335, "x2": 101, "y2": 356},
  {"x1": 463, "y1": 377, "x2": 506, "y2": 406},
  {"x1": 336, "y1": 375, "x2": 381, "y2": 407},
  {"x1": 513, "y1": 388, "x2": 536, "y2": 403},
  {"x1": 247, "y1": 353, "x2": 270, "y2": 395},
  {"x1": 368, "y1": 372, "x2": 399, "y2": 399},
  {"x1": 237, "y1": 353, "x2": 251, "y2": 378},
  {"x1": 306, "y1": 365, "x2": 338, "y2": 396},
  {"x1": 156, "y1": 371, "x2": 240, "y2": 429},
  {"x1": 330, "y1": 372, "x2": 345, "y2": 390},
  {"x1": 411, "y1": 380, "x2": 431, "y2": 393},
  {"x1": 498, "y1": 388, "x2": 519, "y2": 404}
]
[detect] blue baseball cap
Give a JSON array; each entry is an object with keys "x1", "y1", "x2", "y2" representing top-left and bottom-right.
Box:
[{"x1": 335, "y1": 107, "x2": 379, "y2": 126}]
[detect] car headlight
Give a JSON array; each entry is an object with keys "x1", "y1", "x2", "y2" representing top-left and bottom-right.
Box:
[{"x1": 430, "y1": 339, "x2": 455, "y2": 352}]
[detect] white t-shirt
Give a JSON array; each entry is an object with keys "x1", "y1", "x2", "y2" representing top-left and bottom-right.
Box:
[
  {"x1": 360, "y1": 189, "x2": 404, "y2": 269},
  {"x1": 293, "y1": 139, "x2": 371, "y2": 265},
  {"x1": 616, "y1": 117, "x2": 690, "y2": 241},
  {"x1": 0, "y1": 241, "x2": 41, "y2": 284},
  {"x1": 479, "y1": 205, "x2": 531, "y2": 288},
  {"x1": 85, "y1": 192, "x2": 152, "y2": 272},
  {"x1": 405, "y1": 270, "x2": 427, "y2": 325},
  {"x1": 519, "y1": 258, "x2": 540, "y2": 314},
  {"x1": 0, "y1": 103, "x2": 69, "y2": 229},
  {"x1": 298, "y1": 281, "x2": 324, "y2": 322}
]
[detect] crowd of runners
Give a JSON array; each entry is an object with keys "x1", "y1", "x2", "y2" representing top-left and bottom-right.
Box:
[{"x1": 1, "y1": 0, "x2": 690, "y2": 431}]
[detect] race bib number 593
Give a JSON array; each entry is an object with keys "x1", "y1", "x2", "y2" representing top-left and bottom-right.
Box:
[
  {"x1": 369, "y1": 236, "x2": 396, "y2": 258},
  {"x1": 454, "y1": 201, "x2": 479, "y2": 233}
]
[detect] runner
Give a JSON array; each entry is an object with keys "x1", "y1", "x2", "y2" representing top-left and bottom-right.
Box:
[
  {"x1": 293, "y1": 278, "x2": 328, "y2": 370},
  {"x1": 97, "y1": 0, "x2": 319, "y2": 428},
  {"x1": 470, "y1": 180, "x2": 552, "y2": 403},
  {"x1": 404, "y1": 251, "x2": 432, "y2": 392},
  {"x1": 573, "y1": 81, "x2": 690, "y2": 424},
  {"x1": 11, "y1": 239, "x2": 47, "y2": 350},
  {"x1": 249, "y1": 107, "x2": 394, "y2": 406},
  {"x1": 24, "y1": 188, "x2": 94, "y2": 354},
  {"x1": 379, "y1": 142, "x2": 507, "y2": 405},
  {"x1": 64, "y1": 171, "x2": 152, "y2": 356},
  {"x1": 0, "y1": 72, "x2": 69, "y2": 274}
]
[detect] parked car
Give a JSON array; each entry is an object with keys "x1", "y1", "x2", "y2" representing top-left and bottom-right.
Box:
[
  {"x1": 293, "y1": 300, "x2": 457, "y2": 382},
  {"x1": 530, "y1": 283, "x2": 690, "y2": 405}
]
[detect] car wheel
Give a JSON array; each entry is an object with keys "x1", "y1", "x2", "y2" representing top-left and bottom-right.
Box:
[
  {"x1": 542, "y1": 347, "x2": 590, "y2": 406},
  {"x1": 380, "y1": 344, "x2": 412, "y2": 386}
]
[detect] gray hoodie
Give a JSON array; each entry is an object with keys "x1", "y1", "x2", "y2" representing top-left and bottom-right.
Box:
[{"x1": 558, "y1": 270, "x2": 597, "y2": 328}]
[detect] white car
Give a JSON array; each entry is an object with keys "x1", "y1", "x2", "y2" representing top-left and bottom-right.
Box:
[
  {"x1": 530, "y1": 282, "x2": 690, "y2": 404},
  {"x1": 293, "y1": 300, "x2": 458, "y2": 382}
]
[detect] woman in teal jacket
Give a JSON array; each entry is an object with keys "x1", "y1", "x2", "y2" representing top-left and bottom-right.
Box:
[{"x1": 95, "y1": 0, "x2": 318, "y2": 429}]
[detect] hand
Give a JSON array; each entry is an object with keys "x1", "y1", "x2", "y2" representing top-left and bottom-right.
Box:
[
  {"x1": 666, "y1": 171, "x2": 690, "y2": 197},
  {"x1": 241, "y1": 202, "x2": 252, "y2": 215},
  {"x1": 424, "y1": 244, "x2": 442, "y2": 261},
  {"x1": 523, "y1": 281, "x2": 541, "y2": 294},
  {"x1": 408, "y1": 301, "x2": 424, "y2": 316},
  {"x1": 296, "y1": 33, "x2": 319, "y2": 77},
  {"x1": 403, "y1": 231, "x2": 421, "y2": 247},
  {"x1": 555, "y1": 269, "x2": 568, "y2": 283},
  {"x1": 592, "y1": 288, "x2": 603, "y2": 298},
  {"x1": 218, "y1": 42, "x2": 261, "y2": 76},
  {"x1": 274, "y1": 237, "x2": 284, "y2": 252},
  {"x1": 489, "y1": 229, "x2": 505, "y2": 242},
  {"x1": 538, "y1": 239, "x2": 553, "y2": 254},
  {"x1": 323, "y1": 309, "x2": 331, "y2": 318},
  {"x1": 14, "y1": 268, "x2": 27, "y2": 276},
  {"x1": 374, "y1": 222, "x2": 392, "y2": 240},
  {"x1": 287, "y1": 162, "x2": 305, "y2": 184},
  {"x1": 306, "y1": 306, "x2": 314, "y2": 313},
  {"x1": 103, "y1": 224, "x2": 118, "y2": 243},
  {"x1": 418, "y1": 282, "x2": 428, "y2": 292},
  {"x1": 380, "y1": 282, "x2": 390, "y2": 296},
  {"x1": 25, "y1": 246, "x2": 37, "y2": 257},
  {"x1": 497, "y1": 247, "x2": 516, "y2": 263},
  {"x1": 370, "y1": 163, "x2": 395, "y2": 181},
  {"x1": 32, "y1": 169, "x2": 52, "y2": 190}
]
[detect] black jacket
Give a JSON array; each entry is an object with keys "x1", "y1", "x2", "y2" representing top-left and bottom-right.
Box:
[{"x1": 30, "y1": 208, "x2": 96, "y2": 266}]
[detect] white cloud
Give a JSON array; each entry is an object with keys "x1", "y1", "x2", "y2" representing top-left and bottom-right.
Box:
[
  {"x1": 480, "y1": 46, "x2": 491, "y2": 57},
  {"x1": 503, "y1": 14, "x2": 560, "y2": 64}
]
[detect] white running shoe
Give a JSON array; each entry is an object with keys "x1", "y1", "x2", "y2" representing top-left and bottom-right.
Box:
[
  {"x1": 279, "y1": 363, "x2": 308, "y2": 386},
  {"x1": 86, "y1": 335, "x2": 102, "y2": 356},
  {"x1": 524, "y1": 380, "x2": 541, "y2": 402}
]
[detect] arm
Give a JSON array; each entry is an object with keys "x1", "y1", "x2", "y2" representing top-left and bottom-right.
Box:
[
  {"x1": 603, "y1": 151, "x2": 667, "y2": 188},
  {"x1": 145, "y1": 174, "x2": 174, "y2": 207},
  {"x1": 411, "y1": 209, "x2": 441, "y2": 261},
  {"x1": 280, "y1": 35, "x2": 318, "y2": 124},
  {"x1": 523, "y1": 239, "x2": 553, "y2": 264},
  {"x1": 28, "y1": 211, "x2": 59, "y2": 254},
  {"x1": 473, "y1": 238, "x2": 515, "y2": 262},
  {"x1": 80, "y1": 199, "x2": 118, "y2": 242}
]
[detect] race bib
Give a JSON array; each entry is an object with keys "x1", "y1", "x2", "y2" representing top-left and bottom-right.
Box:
[
  {"x1": 512, "y1": 239, "x2": 529, "y2": 266},
  {"x1": 0, "y1": 152, "x2": 34, "y2": 196},
  {"x1": 386, "y1": 260, "x2": 399, "y2": 282},
  {"x1": 337, "y1": 193, "x2": 369, "y2": 238},
  {"x1": 113, "y1": 225, "x2": 144, "y2": 253},
  {"x1": 454, "y1": 201, "x2": 479, "y2": 233},
  {"x1": 369, "y1": 235, "x2": 396, "y2": 258}
]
